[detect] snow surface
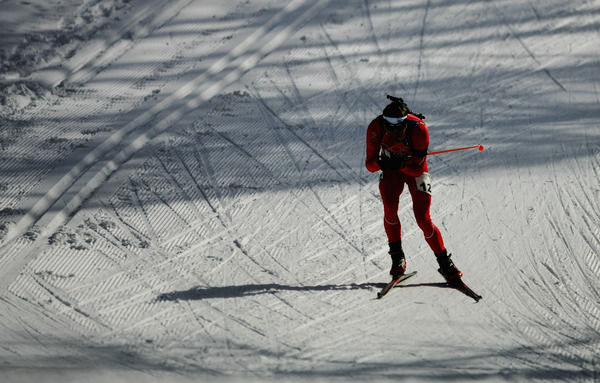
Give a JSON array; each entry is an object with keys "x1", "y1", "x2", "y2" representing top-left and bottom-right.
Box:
[{"x1": 1, "y1": 0, "x2": 599, "y2": 382}]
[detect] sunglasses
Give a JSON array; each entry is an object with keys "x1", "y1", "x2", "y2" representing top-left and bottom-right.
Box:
[{"x1": 383, "y1": 115, "x2": 407, "y2": 131}]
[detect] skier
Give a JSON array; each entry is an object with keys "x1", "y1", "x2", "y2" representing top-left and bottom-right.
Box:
[{"x1": 365, "y1": 96, "x2": 462, "y2": 283}]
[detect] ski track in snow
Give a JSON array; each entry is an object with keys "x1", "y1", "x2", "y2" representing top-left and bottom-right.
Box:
[{"x1": 1, "y1": 0, "x2": 600, "y2": 382}]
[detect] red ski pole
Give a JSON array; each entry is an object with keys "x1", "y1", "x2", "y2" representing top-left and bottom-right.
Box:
[{"x1": 428, "y1": 144, "x2": 484, "y2": 156}]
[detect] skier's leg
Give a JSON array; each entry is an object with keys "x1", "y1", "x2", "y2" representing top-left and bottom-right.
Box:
[
  {"x1": 407, "y1": 176, "x2": 445, "y2": 254},
  {"x1": 380, "y1": 171, "x2": 405, "y2": 276},
  {"x1": 408, "y1": 176, "x2": 462, "y2": 281},
  {"x1": 379, "y1": 171, "x2": 404, "y2": 243}
]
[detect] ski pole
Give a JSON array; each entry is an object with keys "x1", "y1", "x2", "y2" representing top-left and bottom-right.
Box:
[{"x1": 428, "y1": 144, "x2": 484, "y2": 156}]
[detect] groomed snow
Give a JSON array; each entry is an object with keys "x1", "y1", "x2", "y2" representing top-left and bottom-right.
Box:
[{"x1": 1, "y1": 0, "x2": 599, "y2": 382}]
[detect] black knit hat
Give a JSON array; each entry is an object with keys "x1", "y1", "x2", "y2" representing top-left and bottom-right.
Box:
[{"x1": 382, "y1": 97, "x2": 409, "y2": 119}]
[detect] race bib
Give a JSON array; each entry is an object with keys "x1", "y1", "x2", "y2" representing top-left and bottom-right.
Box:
[{"x1": 416, "y1": 172, "x2": 432, "y2": 195}]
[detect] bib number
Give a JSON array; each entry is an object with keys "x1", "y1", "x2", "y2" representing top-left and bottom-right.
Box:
[{"x1": 416, "y1": 172, "x2": 432, "y2": 195}]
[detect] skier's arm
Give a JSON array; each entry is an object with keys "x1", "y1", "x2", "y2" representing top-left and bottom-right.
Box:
[
  {"x1": 402, "y1": 156, "x2": 427, "y2": 177},
  {"x1": 402, "y1": 121, "x2": 429, "y2": 177},
  {"x1": 365, "y1": 119, "x2": 382, "y2": 172}
]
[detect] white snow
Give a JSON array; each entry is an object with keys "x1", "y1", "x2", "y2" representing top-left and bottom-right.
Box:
[{"x1": 1, "y1": 0, "x2": 599, "y2": 382}]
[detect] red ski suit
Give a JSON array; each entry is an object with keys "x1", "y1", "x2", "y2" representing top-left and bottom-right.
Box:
[{"x1": 365, "y1": 115, "x2": 445, "y2": 254}]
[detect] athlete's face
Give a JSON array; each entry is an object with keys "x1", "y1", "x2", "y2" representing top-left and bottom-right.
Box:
[
  {"x1": 383, "y1": 115, "x2": 408, "y2": 141},
  {"x1": 385, "y1": 124, "x2": 407, "y2": 141}
]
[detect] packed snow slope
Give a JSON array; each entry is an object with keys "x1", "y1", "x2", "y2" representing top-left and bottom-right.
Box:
[{"x1": 1, "y1": 0, "x2": 599, "y2": 382}]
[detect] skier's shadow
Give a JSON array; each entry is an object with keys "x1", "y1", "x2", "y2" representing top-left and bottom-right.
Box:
[
  {"x1": 157, "y1": 282, "x2": 380, "y2": 301},
  {"x1": 401, "y1": 282, "x2": 449, "y2": 290},
  {"x1": 156, "y1": 281, "x2": 449, "y2": 301}
]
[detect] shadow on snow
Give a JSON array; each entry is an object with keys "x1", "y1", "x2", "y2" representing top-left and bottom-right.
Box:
[{"x1": 156, "y1": 281, "x2": 450, "y2": 301}]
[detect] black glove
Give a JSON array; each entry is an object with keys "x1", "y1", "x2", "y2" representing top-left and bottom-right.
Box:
[{"x1": 378, "y1": 155, "x2": 405, "y2": 170}]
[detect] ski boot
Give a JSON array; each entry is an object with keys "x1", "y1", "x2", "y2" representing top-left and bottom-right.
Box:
[
  {"x1": 436, "y1": 249, "x2": 463, "y2": 283},
  {"x1": 389, "y1": 241, "x2": 406, "y2": 278}
]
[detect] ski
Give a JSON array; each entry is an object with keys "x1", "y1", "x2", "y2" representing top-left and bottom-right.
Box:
[
  {"x1": 439, "y1": 270, "x2": 482, "y2": 302},
  {"x1": 376, "y1": 271, "x2": 417, "y2": 299},
  {"x1": 456, "y1": 281, "x2": 483, "y2": 302}
]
